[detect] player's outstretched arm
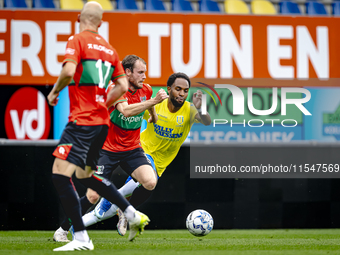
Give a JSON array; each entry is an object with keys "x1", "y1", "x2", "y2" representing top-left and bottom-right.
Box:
[
  {"x1": 116, "y1": 89, "x2": 168, "y2": 118},
  {"x1": 193, "y1": 90, "x2": 211, "y2": 126},
  {"x1": 106, "y1": 77, "x2": 128, "y2": 108},
  {"x1": 47, "y1": 62, "x2": 76, "y2": 106}
]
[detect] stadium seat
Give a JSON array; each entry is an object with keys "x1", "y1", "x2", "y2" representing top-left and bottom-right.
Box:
[
  {"x1": 305, "y1": 1, "x2": 328, "y2": 15},
  {"x1": 88, "y1": 0, "x2": 114, "y2": 10},
  {"x1": 4, "y1": 0, "x2": 27, "y2": 7},
  {"x1": 172, "y1": 0, "x2": 193, "y2": 11},
  {"x1": 117, "y1": 0, "x2": 139, "y2": 10},
  {"x1": 251, "y1": 0, "x2": 277, "y2": 14},
  {"x1": 279, "y1": 1, "x2": 301, "y2": 14},
  {"x1": 33, "y1": 0, "x2": 55, "y2": 8},
  {"x1": 60, "y1": 0, "x2": 84, "y2": 10},
  {"x1": 224, "y1": 0, "x2": 250, "y2": 14},
  {"x1": 144, "y1": 0, "x2": 166, "y2": 11},
  {"x1": 332, "y1": 1, "x2": 340, "y2": 16},
  {"x1": 199, "y1": 0, "x2": 221, "y2": 12}
]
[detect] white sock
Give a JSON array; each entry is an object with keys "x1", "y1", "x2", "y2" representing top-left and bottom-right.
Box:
[
  {"x1": 81, "y1": 180, "x2": 140, "y2": 228},
  {"x1": 83, "y1": 211, "x2": 100, "y2": 228},
  {"x1": 124, "y1": 205, "x2": 136, "y2": 222},
  {"x1": 119, "y1": 179, "x2": 140, "y2": 198},
  {"x1": 74, "y1": 230, "x2": 90, "y2": 242}
]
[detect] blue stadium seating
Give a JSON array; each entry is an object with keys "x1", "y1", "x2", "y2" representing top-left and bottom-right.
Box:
[
  {"x1": 144, "y1": 0, "x2": 166, "y2": 10},
  {"x1": 4, "y1": 0, "x2": 27, "y2": 7},
  {"x1": 305, "y1": 1, "x2": 328, "y2": 15},
  {"x1": 33, "y1": 0, "x2": 55, "y2": 8},
  {"x1": 117, "y1": 0, "x2": 139, "y2": 10},
  {"x1": 279, "y1": 1, "x2": 301, "y2": 14},
  {"x1": 199, "y1": 0, "x2": 221, "y2": 12},
  {"x1": 332, "y1": 1, "x2": 340, "y2": 15},
  {"x1": 172, "y1": 0, "x2": 193, "y2": 11}
]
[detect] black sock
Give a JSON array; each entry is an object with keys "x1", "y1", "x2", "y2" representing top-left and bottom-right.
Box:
[
  {"x1": 80, "y1": 195, "x2": 93, "y2": 215},
  {"x1": 52, "y1": 174, "x2": 85, "y2": 232},
  {"x1": 79, "y1": 174, "x2": 130, "y2": 212},
  {"x1": 60, "y1": 195, "x2": 92, "y2": 231},
  {"x1": 129, "y1": 185, "x2": 153, "y2": 208}
]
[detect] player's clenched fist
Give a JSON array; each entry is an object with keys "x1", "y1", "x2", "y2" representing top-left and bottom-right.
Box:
[
  {"x1": 47, "y1": 90, "x2": 60, "y2": 106},
  {"x1": 193, "y1": 90, "x2": 203, "y2": 109},
  {"x1": 154, "y1": 89, "x2": 169, "y2": 103}
]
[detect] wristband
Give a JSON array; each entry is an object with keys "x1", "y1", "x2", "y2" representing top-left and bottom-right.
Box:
[{"x1": 197, "y1": 108, "x2": 202, "y2": 113}]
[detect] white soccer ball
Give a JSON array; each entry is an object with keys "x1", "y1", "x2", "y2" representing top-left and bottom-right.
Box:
[{"x1": 186, "y1": 209, "x2": 214, "y2": 236}]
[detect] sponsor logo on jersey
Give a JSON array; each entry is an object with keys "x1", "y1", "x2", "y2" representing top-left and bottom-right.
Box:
[
  {"x1": 65, "y1": 48, "x2": 75, "y2": 55},
  {"x1": 5, "y1": 87, "x2": 51, "y2": 140},
  {"x1": 154, "y1": 124, "x2": 183, "y2": 139},
  {"x1": 118, "y1": 112, "x2": 143, "y2": 124},
  {"x1": 140, "y1": 96, "x2": 146, "y2": 102},
  {"x1": 176, "y1": 115, "x2": 184, "y2": 125}
]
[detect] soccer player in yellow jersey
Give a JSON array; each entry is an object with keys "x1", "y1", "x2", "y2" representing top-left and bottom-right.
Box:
[{"x1": 81, "y1": 72, "x2": 211, "y2": 235}]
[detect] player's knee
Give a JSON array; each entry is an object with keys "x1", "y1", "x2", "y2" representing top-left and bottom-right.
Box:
[
  {"x1": 142, "y1": 178, "x2": 157, "y2": 191},
  {"x1": 87, "y1": 191, "x2": 100, "y2": 204}
]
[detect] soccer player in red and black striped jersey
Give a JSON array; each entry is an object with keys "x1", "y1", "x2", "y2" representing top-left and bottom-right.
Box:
[
  {"x1": 48, "y1": 2, "x2": 149, "y2": 251},
  {"x1": 87, "y1": 55, "x2": 168, "y2": 218},
  {"x1": 53, "y1": 54, "x2": 168, "y2": 242}
]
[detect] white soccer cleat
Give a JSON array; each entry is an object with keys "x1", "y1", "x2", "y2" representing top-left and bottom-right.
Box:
[
  {"x1": 53, "y1": 239, "x2": 94, "y2": 251},
  {"x1": 128, "y1": 211, "x2": 150, "y2": 241},
  {"x1": 53, "y1": 227, "x2": 70, "y2": 243},
  {"x1": 116, "y1": 208, "x2": 128, "y2": 236}
]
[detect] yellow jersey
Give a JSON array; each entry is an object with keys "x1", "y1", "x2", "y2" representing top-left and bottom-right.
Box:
[{"x1": 141, "y1": 99, "x2": 198, "y2": 177}]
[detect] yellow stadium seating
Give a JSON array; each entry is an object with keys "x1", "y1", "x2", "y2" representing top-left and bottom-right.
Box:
[
  {"x1": 224, "y1": 0, "x2": 250, "y2": 14},
  {"x1": 251, "y1": 0, "x2": 276, "y2": 14},
  {"x1": 88, "y1": 0, "x2": 114, "y2": 10},
  {"x1": 60, "y1": 0, "x2": 84, "y2": 10}
]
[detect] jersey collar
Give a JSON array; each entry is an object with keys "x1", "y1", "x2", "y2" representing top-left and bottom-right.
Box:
[
  {"x1": 84, "y1": 29, "x2": 99, "y2": 34},
  {"x1": 128, "y1": 88, "x2": 137, "y2": 95}
]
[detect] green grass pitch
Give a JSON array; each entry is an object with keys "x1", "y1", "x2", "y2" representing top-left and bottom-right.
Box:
[{"x1": 0, "y1": 229, "x2": 340, "y2": 254}]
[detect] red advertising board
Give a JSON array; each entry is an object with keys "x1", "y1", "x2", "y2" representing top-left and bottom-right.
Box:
[{"x1": 0, "y1": 10, "x2": 339, "y2": 86}]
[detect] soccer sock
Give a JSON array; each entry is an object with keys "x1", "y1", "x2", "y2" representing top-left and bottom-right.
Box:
[
  {"x1": 52, "y1": 174, "x2": 85, "y2": 233},
  {"x1": 74, "y1": 230, "x2": 90, "y2": 243},
  {"x1": 60, "y1": 195, "x2": 93, "y2": 231},
  {"x1": 79, "y1": 174, "x2": 130, "y2": 213},
  {"x1": 100, "y1": 179, "x2": 140, "y2": 218},
  {"x1": 119, "y1": 178, "x2": 140, "y2": 198},
  {"x1": 80, "y1": 195, "x2": 93, "y2": 215},
  {"x1": 83, "y1": 211, "x2": 101, "y2": 227},
  {"x1": 128, "y1": 185, "x2": 153, "y2": 208},
  {"x1": 124, "y1": 205, "x2": 136, "y2": 222}
]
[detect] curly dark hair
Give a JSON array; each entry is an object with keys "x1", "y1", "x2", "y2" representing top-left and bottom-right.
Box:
[
  {"x1": 122, "y1": 55, "x2": 146, "y2": 72},
  {"x1": 166, "y1": 72, "x2": 191, "y2": 88}
]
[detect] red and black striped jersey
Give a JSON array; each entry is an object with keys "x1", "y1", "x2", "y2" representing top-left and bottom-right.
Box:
[
  {"x1": 63, "y1": 30, "x2": 126, "y2": 126},
  {"x1": 102, "y1": 83, "x2": 153, "y2": 152}
]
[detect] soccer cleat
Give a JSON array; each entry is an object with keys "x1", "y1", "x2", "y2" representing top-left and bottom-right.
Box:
[
  {"x1": 128, "y1": 211, "x2": 150, "y2": 241},
  {"x1": 53, "y1": 239, "x2": 94, "y2": 251},
  {"x1": 116, "y1": 208, "x2": 128, "y2": 236},
  {"x1": 53, "y1": 227, "x2": 70, "y2": 243},
  {"x1": 94, "y1": 198, "x2": 112, "y2": 219}
]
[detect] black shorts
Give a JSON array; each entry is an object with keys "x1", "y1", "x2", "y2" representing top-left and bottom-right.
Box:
[
  {"x1": 53, "y1": 122, "x2": 109, "y2": 170},
  {"x1": 95, "y1": 148, "x2": 152, "y2": 179}
]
